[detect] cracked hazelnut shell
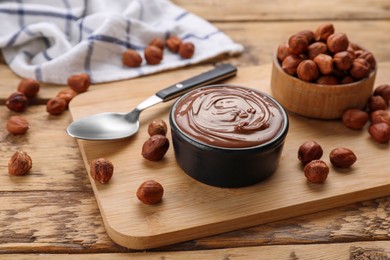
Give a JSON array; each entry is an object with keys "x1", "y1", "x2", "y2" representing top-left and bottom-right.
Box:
[
  {"x1": 8, "y1": 151, "x2": 32, "y2": 176},
  {"x1": 90, "y1": 158, "x2": 114, "y2": 184}
]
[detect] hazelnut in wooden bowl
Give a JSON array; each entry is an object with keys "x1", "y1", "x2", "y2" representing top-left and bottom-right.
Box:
[
  {"x1": 271, "y1": 23, "x2": 377, "y2": 119},
  {"x1": 169, "y1": 85, "x2": 289, "y2": 188}
]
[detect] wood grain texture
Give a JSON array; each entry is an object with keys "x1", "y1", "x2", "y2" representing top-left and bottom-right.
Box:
[
  {"x1": 172, "y1": 0, "x2": 390, "y2": 21},
  {"x1": 2, "y1": 241, "x2": 390, "y2": 259},
  {"x1": 1, "y1": 0, "x2": 390, "y2": 256},
  {"x1": 0, "y1": 106, "x2": 89, "y2": 192},
  {"x1": 68, "y1": 64, "x2": 390, "y2": 249}
]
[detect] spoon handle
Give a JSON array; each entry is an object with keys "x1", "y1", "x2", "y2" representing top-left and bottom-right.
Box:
[{"x1": 155, "y1": 63, "x2": 237, "y2": 101}]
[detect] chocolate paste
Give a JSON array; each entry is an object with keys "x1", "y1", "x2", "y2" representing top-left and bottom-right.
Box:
[{"x1": 174, "y1": 86, "x2": 284, "y2": 148}]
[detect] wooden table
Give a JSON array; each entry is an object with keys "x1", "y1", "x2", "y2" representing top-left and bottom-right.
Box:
[{"x1": 1, "y1": 1, "x2": 390, "y2": 258}]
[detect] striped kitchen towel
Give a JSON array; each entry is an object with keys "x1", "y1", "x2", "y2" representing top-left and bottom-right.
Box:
[{"x1": 0, "y1": 0, "x2": 243, "y2": 84}]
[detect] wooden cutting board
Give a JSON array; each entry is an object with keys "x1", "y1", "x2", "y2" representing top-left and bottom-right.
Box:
[{"x1": 69, "y1": 64, "x2": 390, "y2": 250}]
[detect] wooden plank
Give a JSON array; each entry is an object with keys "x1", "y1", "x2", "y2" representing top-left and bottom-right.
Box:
[
  {"x1": 68, "y1": 64, "x2": 390, "y2": 249},
  {"x1": 172, "y1": 0, "x2": 390, "y2": 21},
  {"x1": 2, "y1": 241, "x2": 390, "y2": 259},
  {"x1": 0, "y1": 106, "x2": 90, "y2": 192},
  {"x1": 1, "y1": 191, "x2": 390, "y2": 253},
  {"x1": 0, "y1": 191, "x2": 122, "y2": 252}
]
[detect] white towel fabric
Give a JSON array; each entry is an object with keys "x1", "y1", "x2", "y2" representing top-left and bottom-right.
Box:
[{"x1": 0, "y1": 0, "x2": 243, "y2": 84}]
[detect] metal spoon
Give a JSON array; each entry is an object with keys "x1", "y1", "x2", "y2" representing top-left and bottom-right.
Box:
[{"x1": 67, "y1": 64, "x2": 237, "y2": 140}]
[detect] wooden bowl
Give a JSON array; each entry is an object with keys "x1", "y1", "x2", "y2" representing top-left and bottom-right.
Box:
[{"x1": 270, "y1": 55, "x2": 377, "y2": 119}]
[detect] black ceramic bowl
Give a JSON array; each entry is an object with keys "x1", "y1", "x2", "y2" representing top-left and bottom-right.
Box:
[{"x1": 169, "y1": 85, "x2": 289, "y2": 188}]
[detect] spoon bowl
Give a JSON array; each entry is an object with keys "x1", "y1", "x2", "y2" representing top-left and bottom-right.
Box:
[{"x1": 67, "y1": 112, "x2": 139, "y2": 140}]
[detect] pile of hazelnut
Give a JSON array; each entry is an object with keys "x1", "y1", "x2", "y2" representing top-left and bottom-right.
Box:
[
  {"x1": 122, "y1": 36, "x2": 195, "y2": 67},
  {"x1": 5, "y1": 73, "x2": 91, "y2": 176},
  {"x1": 298, "y1": 141, "x2": 357, "y2": 183},
  {"x1": 342, "y1": 83, "x2": 390, "y2": 143},
  {"x1": 5, "y1": 73, "x2": 90, "y2": 119},
  {"x1": 277, "y1": 23, "x2": 376, "y2": 84}
]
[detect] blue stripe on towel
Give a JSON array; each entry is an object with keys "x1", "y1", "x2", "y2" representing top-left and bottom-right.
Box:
[
  {"x1": 182, "y1": 30, "x2": 221, "y2": 41},
  {"x1": 125, "y1": 19, "x2": 131, "y2": 47},
  {"x1": 175, "y1": 11, "x2": 188, "y2": 21},
  {"x1": 35, "y1": 65, "x2": 42, "y2": 81},
  {"x1": 5, "y1": 26, "x2": 25, "y2": 47},
  {"x1": 62, "y1": 0, "x2": 72, "y2": 39},
  {"x1": 0, "y1": 8, "x2": 78, "y2": 20},
  {"x1": 78, "y1": 18, "x2": 94, "y2": 42},
  {"x1": 16, "y1": 1, "x2": 25, "y2": 28}
]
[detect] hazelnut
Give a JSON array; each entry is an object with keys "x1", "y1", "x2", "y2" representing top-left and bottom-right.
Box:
[
  {"x1": 179, "y1": 42, "x2": 195, "y2": 59},
  {"x1": 327, "y1": 32, "x2": 349, "y2": 53},
  {"x1": 333, "y1": 51, "x2": 354, "y2": 71},
  {"x1": 136, "y1": 180, "x2": 164, "y2": 205},
  {"x1": 67, "y1": 73, "x2": 90, "y2": 93},
  {"x1": 8, "y1": 151, "x2": 32, "y2": 176},
  {"x1": 166, "y1": 36, "x2": 182, "y2": 53},
  {"x1": 144, "y1": 45, "x2": 163, "y2": 65},
  {"x1": 314, "y1": 23, "x2": 335, "y2": 42},
  {"x1": 122, "y1": 49, "x2": 143, "y2": 67},
  {"x1": 316, "y1": 75, "x2": 338, "y2": 85},
  {"x1": 298, "y1": 140, "x2": 323, "y2": 165},
  {"x1": 46, "y1": 97, "x2": 67, "y2": 115},
  {"x1": 142, "y1": 135, "x2": 170, "y2": 161},
  {"x1": 17, "y1": 78, "x2": 40, "y2": 97},
  {"x1": 373, "y1": 84, "x2": 390, "y2": 105},
  {"x1": 6, "y1": 92, "x2": 28, "y2": 112},
  {"x1": 356, "y1": 51, "x2": 376, "y2": 70},
  {"x1": 148, "y1": 119, "x2": 168, "y2": 136},
  {"x1": 349, "y1": 42, "x2": 362, "y2": 51},
  {"x1": 56, "y1": 88, "x2": 78, "y2": 105},
  {"x1": 368, "y1": 123, "x2": 390, "y2": 143},
  {"x1": 342, "y1": 109, "x2": 369, "y2": 130},
  {"x1": 349, "y1": 58, "x2": 370, "y2": 80},
  {"x1": 282, "y1": 55, "x2": 303, "y2": 75},
  {"x1": 296, "y1": 30, "x2": 315, "y2": 43},
  {"x1": 297, "y1": 60, "x2": 319, "y2": 82},
  {"x1": 307, "y1": 42, "x2": 328, "y2": 60},
  {"x1": 329, "y1": 147, "x2": 357, "y2": 169},
  {"x1": 313, "y1": 54, "x2": 333, "y2": 75},
  {"x1": 340, "y1": 76, "x2": 355, "y2": 84},
  {"x1": 6, "y1": 115, "x2": 30, "y2": 135},
  {"x1": 277, "y1": 42, "x2": 289, "y2": 62},
  {"x1": 149, "y1": 38, "x2": 164, "y2": 50},
  {"x1": 354, "y1": 49, "x2": 365, "y2": 58},
  {"x1": 346, "y1": 46, "x2": 357, "y2": 59},
  {"x1": 288, "y1": 34, "x2": 308, "y2": 55},
  {"x1": 304, "y1": 160, "x2": 329, "y2": 183},
  {"x1": 368, "y1": 95, "x2": 388, "y2": 113},
  {"x1": 90, "y1": 158, "x2": 114, "y2": 184},
  {"x1": 370, "y1": 110, "x2": 390, "y2": 126}
]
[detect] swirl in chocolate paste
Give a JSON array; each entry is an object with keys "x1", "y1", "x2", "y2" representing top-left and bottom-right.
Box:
[{"x1": 174, "y1": 86, "x2": 284, "y2": 148}]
